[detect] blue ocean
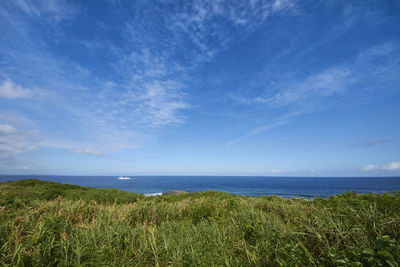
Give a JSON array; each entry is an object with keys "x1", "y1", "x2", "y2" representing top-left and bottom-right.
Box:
[{"x1": 1, "y1": 175, "x2": 400, "y2": 198}]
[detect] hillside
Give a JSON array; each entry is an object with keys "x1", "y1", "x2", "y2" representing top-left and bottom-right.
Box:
[{"x1": 1, "y1": 179, "x2": 399, "y2": 266}]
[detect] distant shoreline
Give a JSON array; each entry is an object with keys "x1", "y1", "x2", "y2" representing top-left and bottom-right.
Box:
[
  {"x1": 1, "y1": 178, "x2": 399, "y2": 265},
  {"x1": 0, "y1": 176, "x2": 400, "y2": 199}
]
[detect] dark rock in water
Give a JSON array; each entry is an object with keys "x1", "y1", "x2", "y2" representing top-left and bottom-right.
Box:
[{"x1": 162, "y1": 190, "x2": 187, "y2": 196}]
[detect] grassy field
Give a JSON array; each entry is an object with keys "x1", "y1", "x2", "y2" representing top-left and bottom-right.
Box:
[{"x1": 0, "y1": 179, "x2": 399, "y2": 266}]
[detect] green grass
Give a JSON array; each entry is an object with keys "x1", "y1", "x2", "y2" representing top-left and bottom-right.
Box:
[{"x1": 0, "y1": 179, "x2": 399, "y2": 266}]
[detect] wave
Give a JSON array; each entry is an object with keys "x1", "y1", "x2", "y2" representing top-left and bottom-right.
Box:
[
  {"x1": 144, "y1": 192, "x2": 163, "y2": 196},
  {"x1": 117, "y1": 176, "x2": 131, "y2": 180}
]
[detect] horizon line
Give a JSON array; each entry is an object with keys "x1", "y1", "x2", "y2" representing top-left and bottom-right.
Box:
[{"x1": 1, "y1": 174, "x2": 400, "y2": 178}]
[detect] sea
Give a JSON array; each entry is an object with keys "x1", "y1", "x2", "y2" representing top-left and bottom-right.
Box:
[{"x1": 1, "y1": 175, "x2": 400, "y2": 199}]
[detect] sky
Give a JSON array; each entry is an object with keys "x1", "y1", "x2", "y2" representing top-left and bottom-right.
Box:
[{"x1": 0, "y1": 0, "x2": 399, "y2": 176}]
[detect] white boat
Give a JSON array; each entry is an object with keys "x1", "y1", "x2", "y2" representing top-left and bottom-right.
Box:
[{"x1": 117, "y1": 176, "x2": 131, "y2": 180}]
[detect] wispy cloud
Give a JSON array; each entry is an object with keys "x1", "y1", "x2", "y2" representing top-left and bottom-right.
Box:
[
  {"x1": 228, "y1": 42, "x2": 400, "y2": 145},
  {"x1": 56, "y1": 0, "x2": 295, "y2": 153},
  {"x1": 352, "y1": 139, "x2": 389, "y2": 147},
  {"x1": 1, "y1": 0, "x2": 398, "y2": 175},
  {"x1": 0, "y1": 0, "x2": 192, "y2": 158},
  {"x1": 234, "y1": 42, "x2": 400, "y2": 108},
  {"x1": 165, "y1": 0, "x2": 295, "y2": 63},
  {"x1": 362, "y1": 164, "x2": 380, "y2": 171},
  {"x1": 384, "y1": 162, "x2": 400, "y2": 171},
  {"x1": 109, "y1": 0, "x2": 296, "y2": 129},
  {"x1": 0, "y1": 123, "x2": 39, "y2": 163},
  {"x1": 66, "y1": 148, "x2": 103, "y2": 157},
  {"x1": 226, "y1": 117, "x2": 291, "y2": 146},
  {"x1": 11, "y1": 0, "x2": 81, "y2": 22},
  {"x1": 362, "y1": 161, "x2": 400, "y2": 172},
  {"x1": 232, "y1": 67, "x2": 351, "y2": 107},
  {"x1": 222, "y1": 1, "x2": 400, "y2": 149},
  {"x1": 0, "y1": 78, "x2": 32, "y2": 99}
]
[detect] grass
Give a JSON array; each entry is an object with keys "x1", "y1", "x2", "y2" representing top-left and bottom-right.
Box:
[{"x1": 0, "y1": 179, "x2": 399, "y2": 266}]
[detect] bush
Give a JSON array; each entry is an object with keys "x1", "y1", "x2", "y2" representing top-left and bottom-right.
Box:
[{"x1": 0, "y1": 179, "x2": 399, "y2": 266}]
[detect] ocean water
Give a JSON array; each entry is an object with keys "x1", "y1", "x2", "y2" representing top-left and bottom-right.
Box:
[{"x1": 1, "y1": 175, "x2": 400, "y2": 198}]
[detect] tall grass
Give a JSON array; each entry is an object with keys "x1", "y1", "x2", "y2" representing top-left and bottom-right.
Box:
[{"x1": 1, "y1": 179, "x2": 399, "y2": 266}]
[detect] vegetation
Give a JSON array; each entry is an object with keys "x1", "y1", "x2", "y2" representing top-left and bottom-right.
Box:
[{"x1": 0, "y1": 179, "x2": 399, "y2": 266}]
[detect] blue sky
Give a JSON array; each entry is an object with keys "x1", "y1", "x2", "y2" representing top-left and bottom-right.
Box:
[{"x1": 0, "y1": 0, "x2": 399, "y2": 176}]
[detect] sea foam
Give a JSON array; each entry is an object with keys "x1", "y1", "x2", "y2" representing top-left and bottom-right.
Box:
[{"x1": 144, "y1": 192, "x2": 163, "y2": 196}]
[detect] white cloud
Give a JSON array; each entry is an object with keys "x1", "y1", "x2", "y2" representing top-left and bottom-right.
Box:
[
  {"x1": 233, "y1": 66, "x2": 351, "y2": 107},
  {"x1": 0, "y1": 123, "x2": 38, "y2": 162},
  {"x1": 40, "y1": 138, "x2": 105, "y2": 157},
  {"x1": 353, "y1": 139, "x2": 388, "y2": 147},
  {"x1": 0, "y1": 114, "x2": 41, "y2": 164},
  {"x1": 362, "y1": 164, "x2": 380, "y2": 171},
  {"x1": 272, "y1": 0, "x2": 294, "y2": 12},
  {"x1": 0, "y1": 0, "x2": 298, "y2": 159},
  {"x1": 270, "y1": 169, "x2": 282, "y2": 173},
  {"x1": 383, "y1": 161, "x2": 400, "y2": 171},
  {"x1": 226, "y1": 118, "x2": 291, "y2": 146},
  {"x1": 88, "y1": 0, "x2": 295, "y2": 150},
  {"x1": 67, "y1": 148, "x2": 104, "y2": 157},
  {"x1": 228, "y1": 42, "x2": 400, "y2": 145},
  {"x1": 110, "y1": 0, "x2": 296, "y2": 141},
  {"x1": 0, "y1": 124, "x2": 17, "y2": 134},
  {"x1": 0, "y1": 79, "x2": 32, "y2": 99},
  {"x1": 362, "y1": 161, "x2": 400, "y2": 172},
  {"x1": 12, "y1": 0, "x2": 80, "y2": 22}
]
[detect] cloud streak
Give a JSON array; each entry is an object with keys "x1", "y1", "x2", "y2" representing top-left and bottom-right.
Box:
[
  {"x1": 0, "y1": 78, "x2": 32, "y2": 99},
  {"x1": 362, "y1": 161, "x2": 400, "y2": 172},
  {"x1": 1, "y1": 0, "x2": 399, "y2": 177},
  {"x1": 228, "y1": 42, "x2": 400, "y2": 145},
  {"x1": 11, "y1": 0, "x2": 81, "y2": 22},
  {"x1": 353, "y1": 139, "x2": 389, "y2": 147},
  {"x1": 226, "y1": 117, "x2": 292, "y2": 146},
  {"x1": 0, "y1": 0, "x2": 296, "y2": 159},
  {"x1": 0, "y1": 124, "x2": 39, "y2": 163}
]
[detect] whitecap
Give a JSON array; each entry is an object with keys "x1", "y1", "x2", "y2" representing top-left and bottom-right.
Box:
[
  {"x1": 117, "y1": 176, "x2": 131, "y2": 180},
  {"x1": 144, "y1": 192, "x2": 163, "y2": 196}
]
